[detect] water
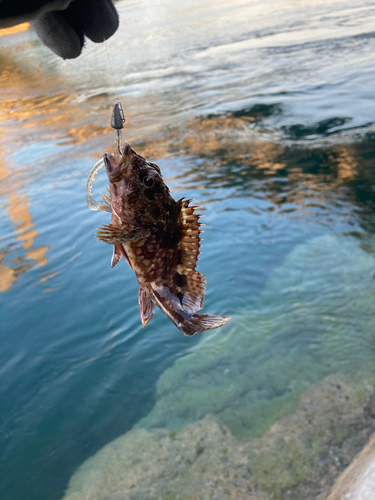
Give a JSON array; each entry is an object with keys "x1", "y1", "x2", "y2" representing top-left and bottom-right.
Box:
[{"x1": 0, "y1": 1, "x2": 374, "y2": 499}]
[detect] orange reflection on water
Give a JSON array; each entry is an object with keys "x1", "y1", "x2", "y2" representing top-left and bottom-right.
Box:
[
  {"x1": 329, "y1": 147, "x2": 358, "y2": 181},
  {"x1": 0, "y1": 49, "x2": 113, "y2": 294},
  {"x1": 0, "y1": 93, "x2": 73, "y2": 126},
  {"x1": 39, "y1": 271, "x2": 59, "y2": 283},
  {"x1": 63, "y1": 123, "x2": 112, "y2": 145},
  {"x1": 7, "y1": 194, "x2": 38, "y2": 249},
  {"x1": 135, "y1": 112, "x2": 366, "y2": 225},
  {"x1": 0, "y1": 159, "x2": 49, "y2": 292},
  {"x1": 0, "y1": 265, "x2": 15, "y2": 292},
  {"x1": 0, "y1": 23, "x2": 30, "y2": 37}
]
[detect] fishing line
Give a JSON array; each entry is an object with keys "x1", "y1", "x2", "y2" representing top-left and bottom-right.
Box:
[
  {"x1": 94, "y1": 0, "x2": 119, "y2": 99},
  {"x1": 97, "y1": 7, "x2": 126, "y2": 154},
  {"x1": 86, "y1": 7, "x2": 126, "y2": 211},
  {"x1": 103, "y1": 37, "x2": 119, "y2": 99}
]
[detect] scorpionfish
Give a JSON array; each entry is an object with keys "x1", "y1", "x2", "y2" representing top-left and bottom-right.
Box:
[{"x1": 96, "y1": 142, "x2": 230, "y2": 336}]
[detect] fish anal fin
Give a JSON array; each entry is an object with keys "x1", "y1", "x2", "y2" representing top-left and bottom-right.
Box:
[
  {"x1": 180, "y1": 274, "x2": 206, "y2": 314},
  {"x1": 119, "y1": 246, "x2": 132, "y2": 269},
  {"x1": 111, "y1": 245, "x2": 122, "y2": 269},
  {"x1": 180, "y1": 314, "x2": 231, "y2": 336},
  {"x1": 176, "y1": 199, "x2": 206, "y2": 314},
  {"x1": 139, "y1": 288, "x2": 155, "y2": 327}
]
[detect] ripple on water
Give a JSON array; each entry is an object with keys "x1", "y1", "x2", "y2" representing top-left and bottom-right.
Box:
[{"x1": 1, "y1": 1, "x2": 375, "y2": 500}]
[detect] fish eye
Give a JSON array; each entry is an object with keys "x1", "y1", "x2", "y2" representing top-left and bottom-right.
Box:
[{"x1": 143, "y1": 176, "x2": 155, "y2": 188}]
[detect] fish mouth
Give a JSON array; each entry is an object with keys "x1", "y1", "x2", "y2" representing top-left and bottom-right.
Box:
[
  {"x1": 104, "y1": 153, "x2": 125, "y2": 183},
  {"x1": 104, "y1": 153, "x2": 117, "y2": 174},
  {"x1": 104, "y1": 143, "x2": 136, "y2": 184}
]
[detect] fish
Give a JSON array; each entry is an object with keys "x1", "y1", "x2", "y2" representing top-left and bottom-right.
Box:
[{"x1": 95, "y1": 142, "x2": 231, "y2": 336}]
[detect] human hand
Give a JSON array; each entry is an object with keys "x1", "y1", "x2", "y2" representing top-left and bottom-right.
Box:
[{"x1": 0, "y1": 0, "x2": 119, "y2": 59}]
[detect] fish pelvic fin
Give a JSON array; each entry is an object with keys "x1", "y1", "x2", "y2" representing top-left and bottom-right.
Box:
[
  {"x1": 139, "y1": 288, "x2": 156, "y2": 327},
  {"x1": 98, "y1": 189, "x2": 112, "y2": 213},
  {"x1": 176, "y1": 198, "x2": 206, "y2": 314},
  {"x1": 179, "y1": 314, "x2": 231, "y2": 336}
]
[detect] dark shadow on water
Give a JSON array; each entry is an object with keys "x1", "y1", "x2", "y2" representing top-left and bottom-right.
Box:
[
  {"x1": 282, "y1": 117, "x2": 352, "y2": 139},
  {"x1": 156, "y1": 113, "x2": 375, "y2": 223},
  {"x1": 229, "y1": 103, "x2": 283, "y2": 121}
]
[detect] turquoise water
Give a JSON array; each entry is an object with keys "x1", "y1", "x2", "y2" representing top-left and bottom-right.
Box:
[{"x1": 0, "y1": 1, "x2": 375, "y2": 499}]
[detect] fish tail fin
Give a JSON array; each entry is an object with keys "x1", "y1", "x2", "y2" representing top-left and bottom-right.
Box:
[{"x1": 180, "y1": 314, "x2": 231, "y2": 336}]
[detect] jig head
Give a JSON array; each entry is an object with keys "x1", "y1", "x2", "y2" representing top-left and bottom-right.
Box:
[
  {"x1": 111, "y1": 101, "x2": 126, "y2": 160},
  {"x1": 86, "y1": 101, "x2": 126, "y2": 211}
]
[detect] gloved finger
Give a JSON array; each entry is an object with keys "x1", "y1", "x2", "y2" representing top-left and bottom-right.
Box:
[
  {"x1": 67, "y1": 0, "x2": 119, "y2": 43},
  {"x1": 31, "y1": 0, "x2": 119, "y2": 58},
  {"x1": 31, "y1": 10, "x2": 84, "y2": 59}
]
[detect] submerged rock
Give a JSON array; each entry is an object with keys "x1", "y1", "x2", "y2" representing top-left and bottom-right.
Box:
[
  {"x1": 246, "y1": 372, "x2": 375, "y2": 500},
  {"x1": 137, "y1": 234, "x2": 375, "y2": 438},
  {"x1": 62, "y1": 234, "x2": 375, "y2": 499},
  {"x1": 62, "y1": 372, "x2": 375, "y2": 500},
  {"x1": 63, "y1": 417, "x2": 256, "y2": 500}
]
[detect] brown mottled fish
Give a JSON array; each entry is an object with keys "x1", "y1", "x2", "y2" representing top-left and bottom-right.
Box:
[{"x1": 95, "y1": 142, "x2": 230, "y2": 336}]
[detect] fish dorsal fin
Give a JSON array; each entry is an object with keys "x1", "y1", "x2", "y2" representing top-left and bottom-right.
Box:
[{"x1": 177, "y1": 199, "x2": 206, "y2": 314}]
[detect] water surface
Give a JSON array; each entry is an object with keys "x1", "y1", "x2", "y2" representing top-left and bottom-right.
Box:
[{"x1": 0, "y1": 1, "x2": 375, "y2": 499}]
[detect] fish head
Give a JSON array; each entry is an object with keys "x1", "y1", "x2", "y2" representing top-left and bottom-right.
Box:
[{"x1": 104, "y1": 142, "x2": 175, "y2": 227}]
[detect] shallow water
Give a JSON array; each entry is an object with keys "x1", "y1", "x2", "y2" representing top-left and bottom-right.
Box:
[{"x1": 0, "y1": 1, "x2": 375, "y2": 499}]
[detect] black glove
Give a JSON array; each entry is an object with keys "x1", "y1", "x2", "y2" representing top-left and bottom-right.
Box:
[{"x1": 0, "y1": 0, "x2": 119, "y2": 59}]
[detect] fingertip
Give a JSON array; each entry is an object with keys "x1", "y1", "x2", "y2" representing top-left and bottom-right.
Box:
[
  {"x1": 71, "y1": 0, "x2": 119, "y2": 43},
  {"x1": 32, "y1": 11, "x2": 84, "y2": 59}
]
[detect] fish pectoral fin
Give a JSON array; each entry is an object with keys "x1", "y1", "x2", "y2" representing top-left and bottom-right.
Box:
[
  {"x1": 95, "y1": 224, "x2": 150, "y2": 244},
  {"x1": 139, "y1": 289, "x2": 155, "y2": 327},
  {"x1": 111, "y1": 245, "x2": 123, "y2": 269},
  {"x1": 96, "y1": 223, "x2": 129, "y2": 244}
]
